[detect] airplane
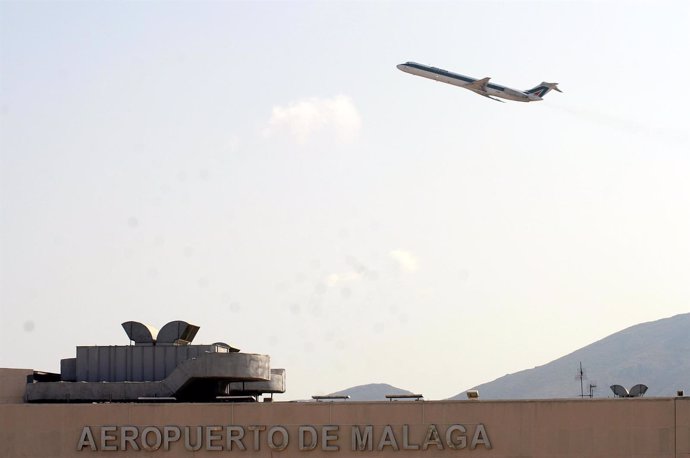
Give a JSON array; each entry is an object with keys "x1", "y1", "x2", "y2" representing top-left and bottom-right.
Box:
[{"x1": 397, "y1": 61, "x2": 562, "y2": 103}]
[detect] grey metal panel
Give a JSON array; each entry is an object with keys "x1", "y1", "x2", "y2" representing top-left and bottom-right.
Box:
[
  {"x1": 72, "y1": 344, "x2": 268, "y2": 383},
  {"x1": 80, "y1": 347, "x2": 94, "y2": 382},
  {"x1": 153, "y1": 346, "x2": 164, "y2": 381},
  {"x1": 88, "y1": 347, "x2": 99, "y2": 382},
  {"x1": 132, "y1": 345, "x2": 143, "y2": 381},
  {"x1": 97, "y1": 347, "x2": 109, "y2": 382},
  {"x1": 76, "y1": 347, "x2": 88, "y2": 381},
  {"x1": 126, "y1": 346, "x2": 133, "y2": 381},
  {"x1": 114, "y1": 346, "x2": 127, "y2": 382},
  {"x1": 162, "y1": 346, "x2": 172, "y2": 378},
  {"x1": 94, "y1": 347, "x2": 102, "y2": 382},
  {"x1": 76, "y1": 347, "x2": 86, "y2": 381},
  {"x1": 143, "y1": 345, "x2": 154, "y2": 381},
  {"x1": 60, "y1": 358, "x2": 76, "y2": 382}
]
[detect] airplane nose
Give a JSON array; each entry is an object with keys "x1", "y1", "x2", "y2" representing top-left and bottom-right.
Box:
[{"x1": 396, "y1": 64, "x2": 405, "y2": 71}]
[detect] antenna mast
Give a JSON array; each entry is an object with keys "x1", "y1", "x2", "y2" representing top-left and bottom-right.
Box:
[
  {"x1": 575, "y1": 362, "x2": 596, "y2": 398},
  {"x1": 577, "y1": 362, "x2": 585, "y2": 398}
]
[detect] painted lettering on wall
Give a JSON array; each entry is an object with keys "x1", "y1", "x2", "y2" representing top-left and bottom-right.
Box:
[{"x1": 77, "y1": 424, "x2": 491, "y2": 452}]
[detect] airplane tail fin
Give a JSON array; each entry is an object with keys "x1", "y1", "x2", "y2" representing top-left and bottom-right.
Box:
[{"x1": 525, "y1": 82, "x2": 562, "y2": 98}]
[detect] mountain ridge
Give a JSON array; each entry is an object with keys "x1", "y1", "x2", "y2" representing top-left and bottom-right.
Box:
[
  {"x1": 327, "y1": 383, "x2": 415, "y2": 401},
  {"x1": 321, "y1": 314, "x2": 690, "y2": 401},
  {"x1": 449, "y1": 313, "x2": 690, "y2": 399}
]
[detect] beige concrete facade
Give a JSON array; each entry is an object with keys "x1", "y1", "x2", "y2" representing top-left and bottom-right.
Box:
[
  {"x1": 0, "y1": 368, "x2": 32, "y2": 404},
  {"x1": 3, "y1": 369, "x2": 690, "y2": 457}
]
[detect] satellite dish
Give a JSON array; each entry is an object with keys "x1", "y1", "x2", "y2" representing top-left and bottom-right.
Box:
[
  {"x1": 629, "y1": 384, "x2": 648, "y2": 397},
  {"x1": 610, "y1": 384, "x2": 629, "y2": 397},
  {"x1": 610, "y1": 384, "x2": 648, "y2": 398}
]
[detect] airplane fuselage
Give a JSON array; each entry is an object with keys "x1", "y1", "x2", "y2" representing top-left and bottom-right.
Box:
[{"x1": 397, "y1": 62, "x2": 543, "y2": 102}]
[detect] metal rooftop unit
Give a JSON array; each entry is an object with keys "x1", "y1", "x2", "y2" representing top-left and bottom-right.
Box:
[{"x1": 26, "y1": 320, "x2": 285, "y2": 403}]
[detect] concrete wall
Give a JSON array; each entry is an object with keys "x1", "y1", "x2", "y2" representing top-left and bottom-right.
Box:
[
  {"x1": 0, "y1": 368, "x2": 31, "y2": 404},
  {"x1": 3, "y1": 397, "x2": 690, "y2": 456},
  {"x1": 3, "y1": 369, "x2": 690, "y2": 457}
]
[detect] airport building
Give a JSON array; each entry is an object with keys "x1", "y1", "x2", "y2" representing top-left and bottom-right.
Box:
[{"x1": 2, "y1": 321, "x2": 690, "y2": 457}]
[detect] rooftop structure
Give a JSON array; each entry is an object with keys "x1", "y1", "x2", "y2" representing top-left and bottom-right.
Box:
[{"x1": 25, "y1": 320, "x2": 285, "y2": 402}]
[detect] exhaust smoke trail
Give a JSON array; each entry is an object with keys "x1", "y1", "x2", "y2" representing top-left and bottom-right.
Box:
[{"x1": 543, "y1": 101, "x2": 688, "y2": 147}]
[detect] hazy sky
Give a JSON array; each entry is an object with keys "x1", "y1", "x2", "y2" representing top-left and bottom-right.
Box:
[{"x1": 1, "y1": 1, "x2": 689, "y2": 401}]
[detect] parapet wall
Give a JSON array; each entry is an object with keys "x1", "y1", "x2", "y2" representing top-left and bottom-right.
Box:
[
  {"x1": 0, "y1": 368, "x2": 32, "y2": 404},
  {"x1": 3, "y1": 367, "x2": 690, "y2": 458}
]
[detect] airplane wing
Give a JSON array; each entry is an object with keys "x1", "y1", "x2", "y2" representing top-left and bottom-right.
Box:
[
  {"x1": 478, "y1": 93, "x2": 505, "y2": 103},
  {"x1": 464, "y1": 77, "x2": 504, "y2": 102},
  {"x1": 466, "y1": 77, "x2": 491, "y2": 92}
]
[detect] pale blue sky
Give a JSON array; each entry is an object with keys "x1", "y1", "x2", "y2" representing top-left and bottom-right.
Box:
[{"x1": 1, "y1": 1, "x2": 689, "y2": 400}]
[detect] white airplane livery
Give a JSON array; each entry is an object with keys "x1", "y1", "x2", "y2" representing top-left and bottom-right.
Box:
[{"x1": 397, "y1": 61, "x2": 562, "y2": 103}]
